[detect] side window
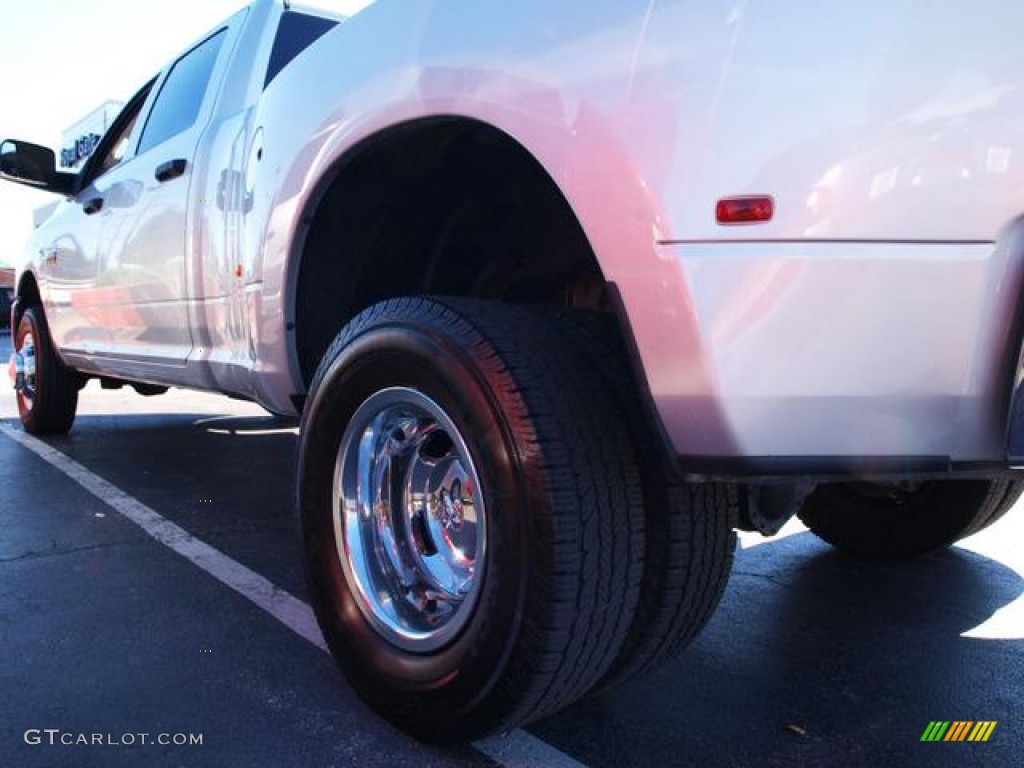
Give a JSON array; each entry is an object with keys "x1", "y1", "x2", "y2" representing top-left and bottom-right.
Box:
[
  {"x1": 264, "y1": 12, "x2": 337, "y2": 88},
  {"x1": 136, "y1": 30, "x2": 227, "y2": 155}
]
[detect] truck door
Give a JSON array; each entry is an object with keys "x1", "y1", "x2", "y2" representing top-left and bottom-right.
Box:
[
  {"x1": 90, "y1": 28, "x2": 229, "y2": 367},
  {"x1": 36, "y1": 204, "x2": 105, "y2": 355},
  {"x1": 41, "y1": 82, "x2": 154, "y2": 358}
]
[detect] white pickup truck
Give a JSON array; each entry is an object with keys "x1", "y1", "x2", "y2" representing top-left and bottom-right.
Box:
[{"x1": 3, "y1": 0, "x2": 1023, "y2": 742}]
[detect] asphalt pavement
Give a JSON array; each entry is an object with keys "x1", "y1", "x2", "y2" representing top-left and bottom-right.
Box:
[{"x1": 1, "y1": 329, "x2": 1021, "y2": 768}]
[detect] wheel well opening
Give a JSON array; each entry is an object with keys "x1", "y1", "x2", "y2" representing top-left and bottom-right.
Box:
[
  {"x1": 293, "y1": 118, "x2": 609, "y2": 386},
  {"x1": 14, "y1": 272, "x2": 42, "y2": 326}
]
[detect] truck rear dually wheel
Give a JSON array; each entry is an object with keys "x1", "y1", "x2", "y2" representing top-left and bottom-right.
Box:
[
  {"x1": 297, "y1": 297, "x2": 645, "y2": 741},
  {"x1": 797, "y1": 479, "x2": 1024, "y2": 559},
  {"x1": 549, "y1": 310, "x2": 737, "y2": 689},
  {"x1": 13, "y1": 306, "x2": 79, "y2": 434}
]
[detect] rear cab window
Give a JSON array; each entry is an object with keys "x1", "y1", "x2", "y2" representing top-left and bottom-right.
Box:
[
  {"x1": 137, "y1": 29, "x2": 228, "y2": 155},
  {"x1": 264, "y1": 11, "x2": 338, "y2": 89}
]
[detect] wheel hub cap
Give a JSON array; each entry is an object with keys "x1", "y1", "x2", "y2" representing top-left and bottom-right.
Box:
[
  {"x1": 334, "y1": 387, "x2": 486, "y2": 653},
  {"x1": 12, "y1": 332, "x2": 36, "y2": 401}
]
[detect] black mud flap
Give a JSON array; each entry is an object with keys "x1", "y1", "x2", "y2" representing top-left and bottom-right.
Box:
[
  {"x1": 1004, "y1": 217, "x2": 1024, "y2": 466},
  {"x1": 1008, "y1": 386, "x2": 1024, "y2": 465}
]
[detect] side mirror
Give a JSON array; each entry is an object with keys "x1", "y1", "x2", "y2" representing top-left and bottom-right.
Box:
[{"x1": 0, "y1": 139, "x2": 75, "y2": 195}]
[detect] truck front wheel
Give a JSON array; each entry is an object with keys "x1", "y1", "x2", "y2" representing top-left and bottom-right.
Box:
[
  {"x1": 297, "y1": 297, "x2": 645, "y2": 741},
  {"x1": 797, "y1": 479, "x2": 1023, "y2": 559},
  {"x1": 13, "y1": 306, "x2": 79, "y2": 434}
]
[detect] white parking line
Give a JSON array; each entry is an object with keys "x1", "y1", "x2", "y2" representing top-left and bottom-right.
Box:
[
  {"x1": 0, "y1": 423, "x2": 588, "y2": 768},
  {"x1": 1, "y1": 423, "x2": 327, "y2": 651},
  {"x1": 473, "y1": 730, "x2": 588, "y2": 768}
]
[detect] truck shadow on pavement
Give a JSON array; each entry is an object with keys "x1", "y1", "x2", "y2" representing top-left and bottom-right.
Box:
[{"x1": 533, "y1": 536, "x2": 1023, "y2": 768}]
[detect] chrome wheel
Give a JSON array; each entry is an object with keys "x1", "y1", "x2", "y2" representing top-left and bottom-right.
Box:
[
  {"x1": 334, "y1": 387, "x2": 486, "y2": 653},
  {"x1": 15, "y1": 331, "x2": 37, "y2": 403}
]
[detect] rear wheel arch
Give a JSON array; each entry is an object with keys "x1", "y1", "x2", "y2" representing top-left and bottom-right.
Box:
[
  {"x1": 14, "y1": 269, "x2": 43, "y2": 327},
  {"x1": 286, "y1": 116, "x2": 615, "y2": 388}
]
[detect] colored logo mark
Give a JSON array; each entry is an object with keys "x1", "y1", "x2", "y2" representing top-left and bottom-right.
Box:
[{"x1": 921, "y1": 721, "x2": 997, "y2": 742}]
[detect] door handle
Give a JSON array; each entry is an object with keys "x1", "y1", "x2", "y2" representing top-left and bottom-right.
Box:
[
  {"x1": 155, "y1": 158, "x2": 187, "y2": 183},
  {"x1": 83, "y1": 197, "x2": 104, "y2": 215}
]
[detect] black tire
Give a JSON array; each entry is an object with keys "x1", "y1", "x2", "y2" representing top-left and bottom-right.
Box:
[
  {"x1": 797, "y1": 479, "x2": 1024, "y2": 560},
  {"x1": 298, "y1": 297, "x2": 645, "y2": 741},
  {"x1": 131, "y1": 383, "x2": 168, "y2": 397},
  {"x1": 552, "y1": 310, "x2": 737, "y2": 689},
  {"x1": 14, "y1": 306, "x2": 78, "y2": 434}
]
